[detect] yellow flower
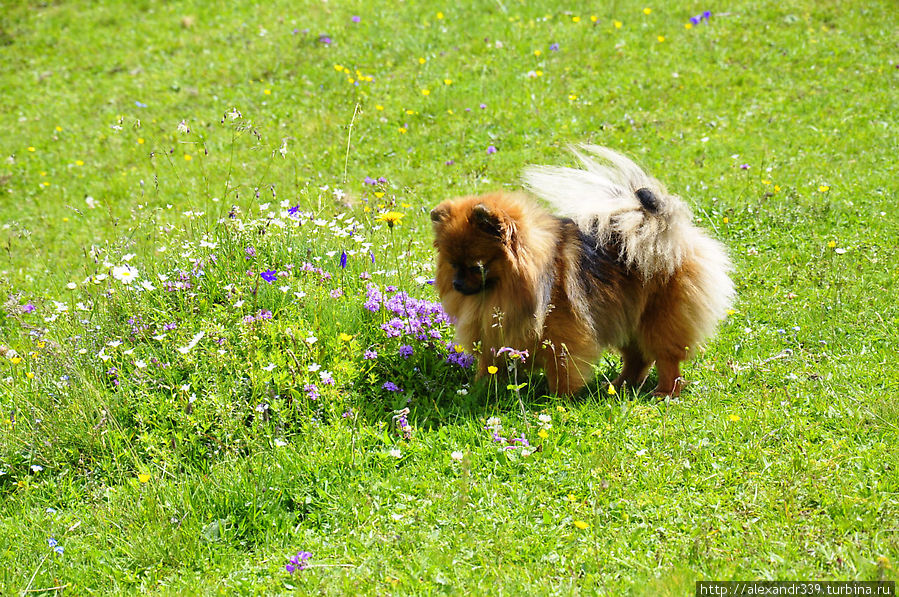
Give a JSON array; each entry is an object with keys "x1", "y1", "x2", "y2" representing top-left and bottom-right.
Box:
[
  {"x1": 418, "y1": 57, "x2": 426, "y2": 64},
  {"x1": 421, "y1": 88, "x2": 430, "y2": 96},
  {"x1": 573, "y1": 520, "x2": 590, "y2": 530},
  {"x1": 263, "y1": 89, "x2": 271, "y2": 95},
  {"x1": 376, "y1": 104, "x2": 384, "y2": 110},
  {"x1": 487, "y1": 365, "x2": 498, "y2": 374},
  {"x1": 643, "y1": 7, "x2": 652, "y2": 15},
  {"x1": 27, "y1": 146, "x2": 36, "y2": 152},
  {"x1": 774, "y1": 185, "x2": 781, "y2": 193},
  {"x1": 26, "y1": 372, "x2": 34, "y2": 379},
  {"x1": 334, "y1": 64, "x2": 344, "y2": 71},
  {"x1": 444, "y1": 79, "x2": 452, "y2": 85},
  {"x1": 722, "y1": 217, "x2": 729, "y2": 224},
  {"x1": 607, "y1": 384, "x2": 616, "y2": 395},
  {"x1": 55, "y1": 126, "x2": 62, "y2": 132},
  {"x1": 534, "y1": 49, "x2": 542, "y2": 57},
  {"x1": 818, "y1": 185, "x2": 830, "y2": 193},
  {"x1": 537, "y1": 429, "x2": 549, "y2": 439},
  {"x1": 137, "y1": 138, "x2": 145, "y2": 144},
  {"x1": 568, "y1": 94, "x2": 578, "y2": 101},
  {"x1": 614, "y1": 20, "x2": 623, "y2": 28},
  {"x1": 405, "y1": 109, "x2": 416, "y2": 115},
  {"x1": 436, "y1": 11, "x2": 444, "y2": 19},
  {"x1": 657, "y1": 35, "x2": 665, "y2": 43},
  {"x1": 566, "y1": 493, "x2": 577, "y2": 502},
  {"x1": 398, "y1": 127, "x2": 407, "y2": 134},
  {"x1": 339, "y1": 333, "x2": 353, "y2": 342},
  {"x1": 827, "y1": 240, "x2": 837, "y2": 248},
  {"x1": 184, "y1": 154, "x2": 192, "y2": 161},
  {"x1": 376, "y1": 211, "x2": 405, "y2": 227},
  {"x1": 453, "y1": 344, "x2": 464, "y2": 353},
  {"x1": 728, "y1": 414, "x2": 740, "y2": 422},
  {"x1": 685, "y1": 22, "x2": 693, "y2": 29},
  {"x1": 572, "y1": 16, "x2": 580, "y2": 23},
  {"x1": 138, "y1": 473, "x2": 151, "y2": 483},
  {"x1": 590, "y1": 15, "x2": 598, "y2": 22},
  {"x1": 75, "y1": 160, "x2": 84, "y2": 166}
]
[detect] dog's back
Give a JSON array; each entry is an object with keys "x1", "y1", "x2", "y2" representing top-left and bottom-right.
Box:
[{"x1": 525, "y1": 146, "x2": 734, "y2": 395}]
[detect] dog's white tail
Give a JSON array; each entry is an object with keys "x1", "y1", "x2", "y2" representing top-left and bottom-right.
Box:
[{"x1": 524, "y1": 145, "x2": 699, "y2": 279}]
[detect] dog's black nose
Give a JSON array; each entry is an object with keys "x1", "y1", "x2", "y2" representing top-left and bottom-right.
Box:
[{"x1": 453, "y1": 279, "x2": 465, "y2": 292}]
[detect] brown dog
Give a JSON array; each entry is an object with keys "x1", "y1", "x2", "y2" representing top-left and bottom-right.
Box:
[{"x1": 430, "y1": 146, "x2": 733, "y2": 396}]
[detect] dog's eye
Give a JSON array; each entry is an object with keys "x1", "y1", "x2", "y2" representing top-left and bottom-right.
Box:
[{"x1": 468, "y1": 265, "x2": 484, "y2": 275}]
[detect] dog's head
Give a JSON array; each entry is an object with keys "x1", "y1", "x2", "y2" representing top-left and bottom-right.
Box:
[{"x1": 430, "y1": 193, "x2": 521, "y2": 296}]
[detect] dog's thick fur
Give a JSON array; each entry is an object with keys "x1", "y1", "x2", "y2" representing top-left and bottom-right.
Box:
[{"x1": 430, "y1": 145, "x2": 734, "y2": 396}]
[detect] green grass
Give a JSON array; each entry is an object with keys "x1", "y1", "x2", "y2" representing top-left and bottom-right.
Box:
[{"x1": 1, "y1": 0, "x2": 898, "y2": 594}]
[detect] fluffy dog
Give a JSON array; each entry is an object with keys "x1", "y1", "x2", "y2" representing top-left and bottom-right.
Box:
[{"x1": 430, "y1": 145, "x2": 733, "y2": 396}]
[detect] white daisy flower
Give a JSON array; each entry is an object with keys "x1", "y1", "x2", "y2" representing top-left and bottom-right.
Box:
[{"x1": 112, "y1": 265, "x2": 139, "y2": 284}]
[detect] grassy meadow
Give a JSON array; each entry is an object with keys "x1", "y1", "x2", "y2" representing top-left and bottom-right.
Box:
[{"x1": 1, "y1": 0, "x2": 898, "y2": 594}]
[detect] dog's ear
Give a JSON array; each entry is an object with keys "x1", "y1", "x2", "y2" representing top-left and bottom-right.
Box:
[
  {"x1": 430, "y1": 204, "x2": 449, "y2": 225},
  {"x1": 471, "y1": 203, "x2": 515, "y2": 245}
]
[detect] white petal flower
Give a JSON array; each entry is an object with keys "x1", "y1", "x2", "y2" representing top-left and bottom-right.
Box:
[
  {"x1": 112, "y1": 265, "x2": 139, "y2": 285},
  {"x1": 177, "y1": 331, "x2": 205, "y2": 354}
]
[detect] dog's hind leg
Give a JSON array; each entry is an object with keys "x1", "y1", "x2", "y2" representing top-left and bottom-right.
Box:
[
  {"x1": 652, "y1": 357, "x2": 685, "y2": 397},
  {"x1": 612, "y1": 342, "x2": 651, "y2": 392}
]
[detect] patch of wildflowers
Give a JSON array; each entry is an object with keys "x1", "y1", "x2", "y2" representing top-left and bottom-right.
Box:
[{"x1": 285, "y1": 551, "x2": 312, "y2": 573}]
